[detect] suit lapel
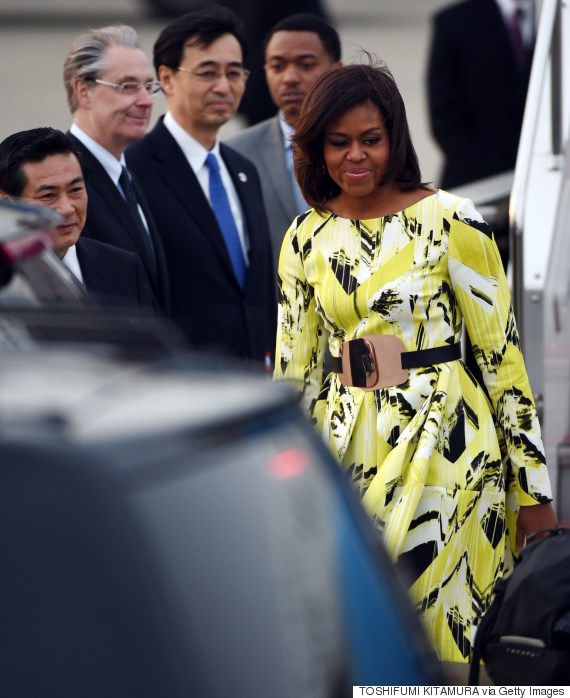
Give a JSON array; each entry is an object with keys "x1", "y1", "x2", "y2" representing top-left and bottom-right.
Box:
[
  {"x1": 75, "y1": 238, "x2": 108, "y2": 297},
  {"x1": 260, "y1": 117, "x2": 299, "y2": 222},
  {"x1": 71, "y1": 137, "x2": 156, "y2": 269},
  {"x1": 150, "y1": 123, "x2": 242, "y2": 286}
]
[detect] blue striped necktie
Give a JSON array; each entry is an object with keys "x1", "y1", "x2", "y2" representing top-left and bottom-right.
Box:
[{"x1": 206, "y1": 152, "x2": 247, "y2": 288}]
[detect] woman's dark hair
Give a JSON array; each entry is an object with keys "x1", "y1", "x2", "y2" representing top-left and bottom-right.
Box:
[{"x1": 293, "y1": 61, "x2": 426, "y2": 210}]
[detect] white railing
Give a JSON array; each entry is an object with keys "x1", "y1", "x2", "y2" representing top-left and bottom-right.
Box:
[
  {"x1": 509, "y1": 0, "x2": 570, "y2": 512},
  {"x1": 510, "y1": 0, "x2": 564, "y2": 337}
]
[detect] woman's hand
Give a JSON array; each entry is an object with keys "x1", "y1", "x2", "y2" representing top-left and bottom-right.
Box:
[{"x1": 516, "y1": 502, "x2": 558, "y2": 550}]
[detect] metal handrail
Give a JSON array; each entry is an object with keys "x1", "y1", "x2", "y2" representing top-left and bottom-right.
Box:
[{"x1": 510, "y1": 0, "x2": 563, "y2": 338}]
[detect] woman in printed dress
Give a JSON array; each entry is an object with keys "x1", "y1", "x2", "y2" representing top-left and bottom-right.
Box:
[{"x1": 273, "y1": 62, "x2": 557, "y2": 662}]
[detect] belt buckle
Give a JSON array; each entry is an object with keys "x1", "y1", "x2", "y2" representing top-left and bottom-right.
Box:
[{"x1": 339, "y1": 335, "x2": 409, "y2": 390}]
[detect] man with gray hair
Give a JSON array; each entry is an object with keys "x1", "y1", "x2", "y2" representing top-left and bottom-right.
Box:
[{"x1": 64, "y1": 24, "x2": 169, "y2": 313}]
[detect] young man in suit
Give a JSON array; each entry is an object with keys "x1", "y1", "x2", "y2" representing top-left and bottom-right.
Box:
[
  {"x1": 227, "y1": 14, "x2": 341, "y2": 275},
  {"x1": 63, "y1": 24, "x2": 170, "y2": 313},
  {"x1": 0, "y1": 127, "x2": 154, "y2": 311},
  {"x1": 126, "y1": 6, "x2": 276, "y2": 366}
]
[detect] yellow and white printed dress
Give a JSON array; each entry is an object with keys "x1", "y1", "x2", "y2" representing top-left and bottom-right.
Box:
[{"x1": 274, "y1": 190, "x2": 552, "y2": 662}]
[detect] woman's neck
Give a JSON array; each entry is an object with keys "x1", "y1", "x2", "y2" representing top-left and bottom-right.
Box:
[{"x1": 327, "y1": 184, "x2": 436, "y2": 220}]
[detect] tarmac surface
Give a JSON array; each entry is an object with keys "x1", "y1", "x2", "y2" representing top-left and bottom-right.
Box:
[{"x1": 0, "y1": 0, "x2": 451, "y2": 183}]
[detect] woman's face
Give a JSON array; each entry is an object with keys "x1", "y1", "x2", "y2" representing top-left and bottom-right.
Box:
[{"x1": 323, "y1": 100, "x2": 390, "y2": 201}]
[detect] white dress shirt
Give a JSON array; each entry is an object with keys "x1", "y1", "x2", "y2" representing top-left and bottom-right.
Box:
[
  {"x1": 61, "y1": 244, "x2": 84, "y2": 285},
  {"x1": 494, "y1": 0, "x2": 535, "y2": 45}
]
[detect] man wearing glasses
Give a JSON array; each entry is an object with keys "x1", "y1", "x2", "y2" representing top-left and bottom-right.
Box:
[
  {"x1": 64, "y1": 25, "x2": 170, "y2": 315},
  {"x1": 127, "y1": 7, "x2": 276, "y2": 367}
]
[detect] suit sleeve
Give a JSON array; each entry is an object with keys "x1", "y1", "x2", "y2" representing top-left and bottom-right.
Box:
[
  {"x1": 237, "y1": 158, "x2": 277, "y2": 361},
  {"x1": 134, "y1": 256, "x2": 157, "y2": 314},
  {"x1": 447, "y1": 199, "x2": 552, "y2": 507}
]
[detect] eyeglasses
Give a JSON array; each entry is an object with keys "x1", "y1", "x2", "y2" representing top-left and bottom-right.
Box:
[
  {"x1": 176, "y1": 66, "x2": 250, "y2": 83},
  {"x1": 88, "y1": 78, "x2": 162, "y2": 96}
]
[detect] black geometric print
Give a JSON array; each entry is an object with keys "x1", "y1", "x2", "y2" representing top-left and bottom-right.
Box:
[
  {"x1": 394, "y1": 392, "x2": 416, "y2": 422},
  {"x1": 459, "y1": 215, "x2": 494, "y2": 238},
  {"x1": 469, "y1": 285, "x2": 493, "y2": 307},
  {"x1": 399, "y1": 540, "x2": 438, "y2": 579},
  {"x1": 447, "y1": 605, "x2": 472, "y2": 659},
  {"x1": 481, "y1": 503, "x2": 505, "y2": 548},
  {"x1": 355, "y1": 220, "x2": 375, "y2": 255},
  {"x1": 505, "y1": 308, "x2": 521, "y2": 349},
  {"x1": 330, "y1": 251, "x2": 358, "y2": 294},
  {"x1": 388, "y1": 425, "x2": 400, "y2": 447},
  {"x1": 444, "y1": 405, "x2": 466, "y2": 463},
  {"x1": 370, "y1": 290, "x2": 403, "y2": 317}
]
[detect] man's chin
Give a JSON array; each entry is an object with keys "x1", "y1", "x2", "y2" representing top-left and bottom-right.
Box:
[
  {"x1": 282, "y1": 106, "x2": 300, "y2": 125},
  {"x1": 127, "y1": 128, "x2": 149, "y2": 144},
  {"x1": 55, "y1": 232, "x2": 80, "y2": 256},
  {"x1": 206, "y1": 112, "x2": 235, "y2": 128}
]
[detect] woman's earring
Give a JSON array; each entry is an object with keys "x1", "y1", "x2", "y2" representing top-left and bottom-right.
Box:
[{"x1": 321, "y1": 164, "x2": 326, "y2": 174}]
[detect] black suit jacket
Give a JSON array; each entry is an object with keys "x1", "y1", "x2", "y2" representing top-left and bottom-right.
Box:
[
  {"x1": 69, "y1": 135, "x2": 170, "y2": 314},
  {"x1": 426, "y1": 0, "x2": 533, "y2": 188},
  {"x1": 126, "y1": 119, "x2": 276, "y2": 364},
  {"x1": 76, "y1": 237, "x2": 154, "y2": 310}
]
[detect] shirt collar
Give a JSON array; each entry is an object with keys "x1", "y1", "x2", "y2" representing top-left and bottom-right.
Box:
[
  {"x1": 163, "y1": 111, "x2": 222, "y2": 171},
  {"x1": 494, "y1": 0, "x2": 533, "y2": 19},
  {"x1": 69, "y1": 123, "x2": 124, "y2": 186},
  {"x1": 60, "y1": 243, "x2": 83, "y2": 283},
  {"x1": 278, "y1": 111, "x2": 295, "y2": 150}
]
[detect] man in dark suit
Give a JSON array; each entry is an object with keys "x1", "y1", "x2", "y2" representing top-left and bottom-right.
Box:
[
  {"x1": 0, "y1": 127, "x2": 153, "y2": 311},
  {"x1": 427, "y1": 0, "x2": 535, "y2": 270},
  {"x1": 127, "y1": 7, "x2": 276, "y2": 366},
  {"x1": 63, "y1": 24, "x2": 170, "y2": 313},
  {"x1": 427, "y1": 0, "x2": 534, "y2": 190}
]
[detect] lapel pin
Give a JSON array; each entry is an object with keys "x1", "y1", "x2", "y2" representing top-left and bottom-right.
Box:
[{"x1": 238, "y1": 172, "x2": 247, "y2": 183}]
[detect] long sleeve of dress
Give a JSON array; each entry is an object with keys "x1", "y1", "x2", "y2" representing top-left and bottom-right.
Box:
[
  {"x1": 448, "y1": 198, "x2": 552, "y2": 507},
  {"x1": 274, "y1": 212, "x2": 328, "y2": 414}
]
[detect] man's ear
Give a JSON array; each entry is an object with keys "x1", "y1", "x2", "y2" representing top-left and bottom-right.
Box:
[
  {"x1": 157, "y1": 66, "x2": 173, "y2": 97},
  {"x1": 74, "y1": 77, "x2": 91, "y2": 108},
  {"x1": 0, "y1": 190, "x2": 12, "y2": 201}
]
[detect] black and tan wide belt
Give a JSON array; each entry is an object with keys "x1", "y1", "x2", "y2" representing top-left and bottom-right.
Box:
[{"x1": 330, "y1": 335, "x2": 461, "y2": 390}]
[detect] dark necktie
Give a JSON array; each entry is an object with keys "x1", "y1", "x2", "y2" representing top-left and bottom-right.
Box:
[
  {"x1": 508, "y1": 7, "x2": 527, "y2": 66},
  {"x1": 206, "y1": 153, "x2": 247, "y2": 288},
  {"x1": 119, "y1": 166, "x2": 157, "y2": 273}
]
